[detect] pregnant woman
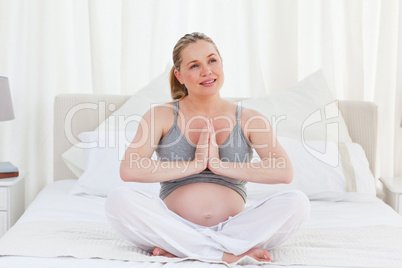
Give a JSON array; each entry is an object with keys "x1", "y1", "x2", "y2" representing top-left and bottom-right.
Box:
[{"x1": 105, "y1": 32, "x2": 310, "y2": 263}]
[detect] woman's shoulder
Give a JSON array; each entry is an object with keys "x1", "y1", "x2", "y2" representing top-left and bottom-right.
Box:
[
  {"x1": 145, "y1": 101, "x2": 176, "y2": 113},
  {"x1": 141, "y1": 101, "x2": 176, "y2": 135},
  {"x1": 239, "y1": 105, "x2": 272, "y2": 133},
  {"x1": 219, "y1": 100, "x2": 266, "y2": 121},
  {"x1": 141, "y1": 101, "x2": 176, "y2": 122}
]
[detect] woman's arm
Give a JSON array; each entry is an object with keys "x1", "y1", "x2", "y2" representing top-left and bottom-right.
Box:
[
  {"x1": 208, "y1": 109, "x2": 293, "y2": 184},
  {"x1": 120, "y1": 105, "x2": 208, "y2": 183}
]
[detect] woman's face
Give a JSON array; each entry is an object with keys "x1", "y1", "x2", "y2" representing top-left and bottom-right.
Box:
[{"x1": 174, "y1": 40, "x2": 224, "y2": 98}]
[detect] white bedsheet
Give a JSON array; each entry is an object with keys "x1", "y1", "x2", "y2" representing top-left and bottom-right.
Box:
[
  {"x1": 0, "y1": 180, "x2": 401, "y2": 268},
  {"x1": 18, "y1": 180, "x2": 402, "y2": 228}
]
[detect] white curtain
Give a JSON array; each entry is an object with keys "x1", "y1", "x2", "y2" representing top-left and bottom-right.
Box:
[{"x1": 0, "y1": 0, "x2": 401, "y2": 206}]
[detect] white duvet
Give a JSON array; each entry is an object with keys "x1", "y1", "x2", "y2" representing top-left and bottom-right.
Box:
[{"x1": 0, "y1": 180, "x2": 402, "y2": 268}]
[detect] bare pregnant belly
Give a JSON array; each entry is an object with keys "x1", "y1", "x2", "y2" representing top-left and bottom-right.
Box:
[{"x1": 163, "y1": 182, "x2": 245, "y2": 227}]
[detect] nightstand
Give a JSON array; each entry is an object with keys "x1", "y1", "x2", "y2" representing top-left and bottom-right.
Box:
[
  {"x1": 0, "y1": 173, "x2": 25, "y2": 237},
  {"x1": 380, "y1": 177, "x2": 402, "y2": 216}
]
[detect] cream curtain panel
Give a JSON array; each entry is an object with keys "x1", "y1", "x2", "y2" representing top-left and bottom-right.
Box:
[{"x1": 0, "y1": 0, "x2": 401, "y2": 205}]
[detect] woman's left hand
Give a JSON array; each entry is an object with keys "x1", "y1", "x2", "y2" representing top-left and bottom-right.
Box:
[{"x1": 207, "y1": 119, "x2": 222, "y2": 173}]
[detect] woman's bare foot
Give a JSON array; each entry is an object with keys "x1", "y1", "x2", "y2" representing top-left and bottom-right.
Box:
[
  {"x1": 152, "y1": 247, "x2": 178, "y2": 258},
  {"x1": 222, "y1": 248, "x2": 271, "y2": 263}
]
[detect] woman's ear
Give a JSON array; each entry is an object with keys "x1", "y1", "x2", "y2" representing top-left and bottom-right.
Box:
[{"x1": 174, "y1": 69, "x2": 184, "y2": 85}]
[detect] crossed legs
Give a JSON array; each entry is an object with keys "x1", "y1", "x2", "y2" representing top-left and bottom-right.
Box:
[{"x1": 105, "y1": 187, "x2": 310, "y2": 262}]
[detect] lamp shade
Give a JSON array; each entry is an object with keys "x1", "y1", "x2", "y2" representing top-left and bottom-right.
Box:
[{"x1": 0, "y1": 77, "x2": 15, "y2": 121}]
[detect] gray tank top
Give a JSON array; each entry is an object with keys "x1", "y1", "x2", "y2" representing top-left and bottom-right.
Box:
[{"x1": 156, "y1": 101, "x2": 252, "y2": 201}]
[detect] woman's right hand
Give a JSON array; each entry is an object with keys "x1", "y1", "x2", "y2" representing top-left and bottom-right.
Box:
[{"x1": 194, "y1": 125, "x2": 210, "y2": 172}]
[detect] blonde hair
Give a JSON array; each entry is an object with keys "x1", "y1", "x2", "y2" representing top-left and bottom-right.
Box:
[{"x1": 170, "y1": 32, "x2": 221, "y2": 100}]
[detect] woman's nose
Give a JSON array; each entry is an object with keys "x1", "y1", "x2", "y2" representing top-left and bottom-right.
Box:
[{"x1": 201, "y1": 65, "x2": 212, "y2": 76}]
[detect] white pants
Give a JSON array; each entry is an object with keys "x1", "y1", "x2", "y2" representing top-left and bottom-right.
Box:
[{"x1": 105, "y1": 187, "x2": 310, "y2": 261}]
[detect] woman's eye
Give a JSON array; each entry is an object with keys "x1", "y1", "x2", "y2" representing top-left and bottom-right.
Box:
[
  {"x1": 209, "y1": 59, "x2": 217, "y2": 63},
  {"x1": 190, "y1": 64, "x2": 198, "y2": 69}
]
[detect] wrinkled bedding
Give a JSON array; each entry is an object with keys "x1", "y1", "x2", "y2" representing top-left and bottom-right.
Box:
[{"x1": 0, "y1": 180, "x2": 401, "y2": 268}]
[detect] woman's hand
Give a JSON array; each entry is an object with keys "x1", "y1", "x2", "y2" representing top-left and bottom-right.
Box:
[
  {"x1": 207, "y1": 119, "x2": 222, "y2": 174},
  {"x1": 194, "y1": 123, "x2": 210, "y2": 172},
  {"x1": 194, "y1": 119, "x2": 222, "y2": 174}
]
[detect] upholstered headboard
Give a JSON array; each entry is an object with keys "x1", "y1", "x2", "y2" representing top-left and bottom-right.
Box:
[{"x1": 53, "y1": 94, "x2": 378, "y2": 181}]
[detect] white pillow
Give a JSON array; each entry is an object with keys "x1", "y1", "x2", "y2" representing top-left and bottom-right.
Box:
[
  {"x1": 247, "y1": 136, "x2": 376, "y2": 201},
  {"x1": 69, "y1": 130, "x2": 160, "y2": 197},
  {"x1": 66, "y1": 69, "x2": 357, "y2": 198},
  {"x1": 241, "y1": 69, "x2": 352, "y2": 143},
  {"x1": 101, "y1": 65, "x2": 172, "y2": 132},
  {"x1": 64, "y1": 69, "x2": 346, "y2": 178},
  {"x1": 62, "y1": 64, "x2": 172, "y2": 177},
  {"x1": 61, "y1": 146, "x2": 85, "y2": 177}
]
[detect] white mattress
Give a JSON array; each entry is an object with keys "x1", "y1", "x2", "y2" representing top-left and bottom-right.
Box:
[{"x1": 1, "y1": 180, "x2": 402, "y2": 268}]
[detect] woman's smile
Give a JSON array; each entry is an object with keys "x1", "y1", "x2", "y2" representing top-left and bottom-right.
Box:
[{"x1": 200, "y1": 79, "x2": 217, "y2": 86}]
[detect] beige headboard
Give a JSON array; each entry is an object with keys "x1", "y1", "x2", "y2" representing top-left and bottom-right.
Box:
[{"x1": 54, "y1": 94, "x2": 378, "y2": 180}]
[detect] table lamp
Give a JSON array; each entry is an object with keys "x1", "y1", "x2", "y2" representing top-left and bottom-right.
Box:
[{"x1": 0, "y1": 76, "x2": 19, "y2": 178}]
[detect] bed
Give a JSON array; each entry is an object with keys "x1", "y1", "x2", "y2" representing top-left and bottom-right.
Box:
[{"x1": 0, "y1": 70, "x2": 402, "y2": 267}]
